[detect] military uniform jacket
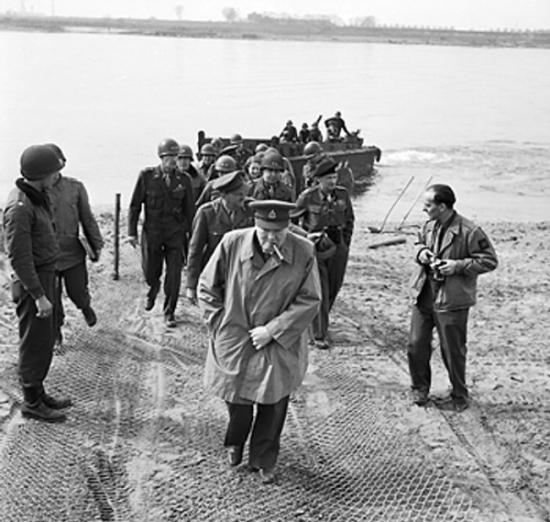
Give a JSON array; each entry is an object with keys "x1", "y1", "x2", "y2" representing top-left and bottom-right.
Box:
[
  {"x1": 128, "y1": 166, "x2": 195, "y2": 244},
  {"x1": 198, "y1": 228, "x2": 321, "y2": 404},
  {"x1": 250, "y1": 178, "x2": 295, "y2": 203},
  {"x1": 185, "y1": 164, "x2": 207, "y2": 202},
  {"x1": 49, "y1": 175, "x2": 104, "y2": 271},
  {"x1": 295, "y1": 185, "x2": 355, "y2": 245},
  {"x1": 186, "y1": 198, "x2": 254, "y2": 290},
  {"x1": 410, "y1": 212, "x2": 498, "y2": 311},
  {"x1": 3, "y1": 179, "x2": 60, "y2": 299}
]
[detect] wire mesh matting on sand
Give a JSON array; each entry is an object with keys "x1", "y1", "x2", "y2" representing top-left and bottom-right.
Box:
[{"x1": 0, "y1": 308, "x2": 481, "y2": 522}]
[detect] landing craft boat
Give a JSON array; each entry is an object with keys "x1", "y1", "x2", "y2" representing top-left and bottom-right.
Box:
[{"x1": 197, "y1": 131, "x2": 382, "y2": 194}]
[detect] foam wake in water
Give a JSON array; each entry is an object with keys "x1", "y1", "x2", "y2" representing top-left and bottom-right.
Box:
[{"x1": 356, "y1": 142, "x2": 550, "y2": 224}]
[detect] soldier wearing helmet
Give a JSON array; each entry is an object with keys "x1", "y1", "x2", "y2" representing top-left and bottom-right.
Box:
[
  {"x1": 223, "y1": 133, "x2": 253, "y2": 169},
  {"x1": 128, "y1": 138, "x2": 195, "y2": 327},
  {"x1": 250, "y1": 150, "x2": 295, "y2": 203},
  {"x1": 295, "y1": 156, "x2": 355, "y2": 350},
  {"x1": 302, "y1": 141, "x2": 324, "y2": 189},
  {"x1": 254, "y1": 143, "x2": 269, "y2": 154},
  {"x1": 298, "y1": 123, "x2": 310, "y2": 144},
  {"x1": 264, "y1": 147, "x2": 297, "y2": 194},
  {"x1": 325, "y1": 111, "x2": 351, "y2": 140},
  {"x1": 177, "y1": 144, "x2": 206, "y2": 203},
  {"x1": 196, "y1": 155, "x2": 240, "y2": 207},
  {"x1": 279, "y1": 120, "x2": 298, "y2": 143},
  {"x1": 197, "y1": 143, "x2": 218, "y2": 183},
  {"x1": 3, "y1": 144, "x2": 72, "y2": 423}
]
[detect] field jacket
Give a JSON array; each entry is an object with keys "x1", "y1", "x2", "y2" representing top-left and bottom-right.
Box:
[
  {"x1": 49, "y1": 175, "x2": 104, "y2": 271},
  {"x1": 250, "y1": 178, "x2": 295, "y2": 203},
  {"x1": 410, "y1": 212, "x2": 498, "y2": 311},
  {"x1": 295, "y1": 185, "x2": 354, "y2": 246},
  {"x1": 186, "y1": 198, "x2": 254, "y2": 290},
  {"x1": 198, "y1": 228, "x2": 321, "y2": 404},
  {"x1": 3, "y1": 180, "x2": 59, "y2": 299},
  {"x1": 128, "y1": 166, "x2": 195, "y2": 245}
]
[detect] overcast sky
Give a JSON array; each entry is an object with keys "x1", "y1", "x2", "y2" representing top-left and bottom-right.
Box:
[{"x1": 4, "y1": 0, "x2": 550, "y2": 30}]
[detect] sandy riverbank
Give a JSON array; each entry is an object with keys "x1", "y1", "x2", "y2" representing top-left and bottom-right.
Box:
[{"x1": 0, "y1": 216, "x2": 549, "y2": 518}]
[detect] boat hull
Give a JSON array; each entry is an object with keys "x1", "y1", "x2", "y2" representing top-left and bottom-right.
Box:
[{"x1": 197, "y1": 131, "x2": 381, "y2": 194}]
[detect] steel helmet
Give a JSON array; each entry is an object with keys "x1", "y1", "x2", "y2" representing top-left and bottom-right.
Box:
[
  {"x1": 303, "y1": 141, "x2": 323, "y2": 157},
  {"x1": 214, "y1": 155, "x2": 237, "y2": 174},
  {"x1": 44, "y1": 143, "x2": 66, "y2": 164},
  {"x1": 211, "y1": 137, "x2": 224, "y2": 150},
  {"x1": 177, "y1": 144, "x2": 194, "y2": 160},
  {"x1": 200, "y1": 143, "x2": 216, "y2": 157},
  {"x1": 260, "y1": 150, "x2": 285, "y2": 171},
  {"x1": 230, "y1": 133, "x2": 243, "y2": 144},
  {"x1": 157, "y1": 138, "x2": 180, "y2": 157},
  {"x1": 254, "y1": 143, "x2": 269, "y2": 154},
  {"x1": 20, "y1": 144, "x2": 65, "y2": 180}
]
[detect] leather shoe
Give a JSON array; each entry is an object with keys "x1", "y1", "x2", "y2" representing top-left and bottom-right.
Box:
[
  {"x1": 21, "y1": 401, "x2": 67, "y2": 423},
  {"x1": 411, "y1": 390, "x2": 429, "y2": 406},
  {"x1": 42, "y1": 392, "x2": 73, "y2": 410},
  {"x1": 82, "y1": 306, "x2": 97, "y2": 327},
  {"x1": 164, "y1": 314, "x2": 177, "y2": 328},
  {"x1": 436, "y1": 399, "x2": 469, "y2": 413},
  {"x1": 432, "y1": 393, "x2": 453, "y2": 405},
  {"x1": 259, "y1": 468, "x2": 276, "y2": 484},
  {"x1": 314, "y1": 338, "x2": 330, "y2": 350},
  {"x1": 226, "y1": 445, "x2": 243, "y2": 467},
  {"x1": 145, "y1": 297, "x2": 155, "y2": 311}
]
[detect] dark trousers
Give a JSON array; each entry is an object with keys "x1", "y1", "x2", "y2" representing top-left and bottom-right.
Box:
[
  {"x1": 16, "y1": 269, "x2": 56, "y2": 404},
  {"x1": 224, "y1": 396, "x2": 289, "y2": 471},
  {"x1": 54, "y1": 261, "x2": 91, "y2": 336},
  {"x1": 408, "y1": 282, "x2": 470, "y2": 401},
  {"x1": 141, "y1": 232, "x2": 183, "y2": 315},
  {"x1": 312, "y1": 242, "x2": 349, "y2": 340}
]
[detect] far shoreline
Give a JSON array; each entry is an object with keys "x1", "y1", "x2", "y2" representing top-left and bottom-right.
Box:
[{"x1": 1, "y1": 14, "x2": 550, "y2": 50}]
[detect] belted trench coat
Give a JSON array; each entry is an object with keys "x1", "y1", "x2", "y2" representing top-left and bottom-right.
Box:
[{"x1": 198, "y1": 228, "x2": 321, "y2": 404}]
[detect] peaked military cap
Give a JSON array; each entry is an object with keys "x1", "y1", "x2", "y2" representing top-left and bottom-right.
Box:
[
  {"x1": 249, "y1": 199, "x2": 296, "y2": 230},
  {"x1": 212, "y1": 170, "x2": 246, "y2": 193},
  {"x1": 313, "y1": 156, "x2": 338, "y2": 178}
]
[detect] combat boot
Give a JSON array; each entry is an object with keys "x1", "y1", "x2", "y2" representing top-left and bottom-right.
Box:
[
  {"x1": 42, "y1": 391, "x2": 73, "y2": 410},
  {"x1": 82, "y1": 306, "x2": 97, "y2": 327},
  {"x1": 21, "y1": 401, "x2": 67, "y2": 423}
]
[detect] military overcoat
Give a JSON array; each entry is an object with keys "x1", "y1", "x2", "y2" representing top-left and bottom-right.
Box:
[{"x1": 198, "y1": 228, "x2": 321, "y2": 404}]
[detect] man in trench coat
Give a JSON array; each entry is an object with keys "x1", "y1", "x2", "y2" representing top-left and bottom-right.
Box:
[{"x1": 198, "y1": 200, "x2": 321, "y2": 484}]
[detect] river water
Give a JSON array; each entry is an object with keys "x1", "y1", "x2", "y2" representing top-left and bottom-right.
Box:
[{"x1": 1, "y1": 30, "x2": 549, "y2": 223}]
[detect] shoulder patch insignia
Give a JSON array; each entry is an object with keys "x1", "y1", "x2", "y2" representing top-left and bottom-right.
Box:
[{"x1": 478, "y1": 238, "x2": 489, "y2": 250}]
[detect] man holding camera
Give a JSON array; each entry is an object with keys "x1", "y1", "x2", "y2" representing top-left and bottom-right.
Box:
[{"x1": 408, "y1": 184, "x2": 498, "y2": 412}]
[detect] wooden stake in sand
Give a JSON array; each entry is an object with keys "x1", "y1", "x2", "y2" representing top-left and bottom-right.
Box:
[
  {"x1": 113, "y1": 193, "x2": 120, "y2": 280},
  {"x1": 367, "y1": 237, "x2": 407, "y2": 249}
]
